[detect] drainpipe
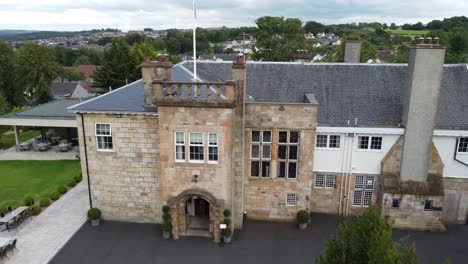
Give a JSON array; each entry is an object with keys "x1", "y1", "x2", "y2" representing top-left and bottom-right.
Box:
[
  {"x1": 345, "y1": 133, "x2": 356, "y2": 216},
  {"x1": 338, "y1": 133, "x2": 347, "y2": 215},
  {"x1": 79, "y1": 113, "x2": 93, "y2": 208}
]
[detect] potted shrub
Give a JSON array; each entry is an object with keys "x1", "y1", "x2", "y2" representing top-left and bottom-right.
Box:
[
  {"x1": 161, "y1": 205, "x2": 171, "y2": 239},
  {"x1": 223, "y1": 227, "x2": 232, "y2": 243},
  {"x1": 162, "y1": 220, "x2": 171, "y2": 239},
  {"x1": 222, "y1": 209, "x2": 233, "y2": 243},
  {"x1": 297, "y1": 210, "x2": 310, "y2": 230},
  {"x1": 88, "y1": 208, "x2": 101, "y2": 226}
]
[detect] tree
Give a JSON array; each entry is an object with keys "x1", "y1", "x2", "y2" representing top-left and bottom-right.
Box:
[
  {"x1": 58, "y1": 68, "x2": 85, "y2": 82},
  {"x1": 0, "y1": 40, "x2": 18, "y2": 108},
  {"x1": 383, "y1": 23, "x2": 388, "y2": 30},
  {"x1": 253, "y1": 16, "x2": 305, "y2": 61},
  {"x1": 73, "y1": 55, "x2": 91, "y2": 66},
  {"x1": 316, "y1": 206, "x2": 418, "y2": 264},
  {"x1": 15, "y1": 42, "x2": 59, "y2": 104},
  {"x1": 304, "y1": 21, "x2": 326, "y2": 35},
  {"x1": 92, "y1": 38, "x2": 133, "y2": 90},
  {"x1": 129, "y1": 40, "x2": 158, "y2": 80},
  {"x1": 390, "y1": 23, "x2": 398, "y2": 30}
]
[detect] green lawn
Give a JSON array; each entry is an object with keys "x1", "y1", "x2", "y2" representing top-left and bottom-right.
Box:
[
  {"x1": 0, "y1": 160, "x2": 81, "y2": 211},
  {"x1": 385, "y1": 29, "x2": 429, "y2": 35},
  {"x1": 0, "y1": 129, "x2": 41, "y2": 150}
]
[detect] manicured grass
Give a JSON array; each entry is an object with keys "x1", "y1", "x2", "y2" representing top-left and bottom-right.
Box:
[
  {"x1": 385, "y1": 29, "x2": 429, "y2": 35},
  {"x1": 0, "y1": 160, "x2": 81, "y2": 211},
  {"x1": 0, "y1": 129, "x2": 41, "y2": 150}
]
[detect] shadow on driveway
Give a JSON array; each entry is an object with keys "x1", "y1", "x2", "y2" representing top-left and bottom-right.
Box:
[{"x1": 50, "y1": 213, "x2": 467, "y2": 264}]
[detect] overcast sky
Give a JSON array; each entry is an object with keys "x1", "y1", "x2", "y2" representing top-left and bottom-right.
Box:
[{"x1": 0, "y1": 0, "x2": 466, "y2": 31}]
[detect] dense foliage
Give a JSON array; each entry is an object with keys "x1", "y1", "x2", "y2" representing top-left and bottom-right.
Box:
[{"x1": 316, "y1": 206, "x2": 418, "y2": 264}]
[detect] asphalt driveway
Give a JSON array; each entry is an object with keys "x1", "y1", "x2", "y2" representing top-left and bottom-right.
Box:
[{"x1": 50, "y1": 213, "x2": 468, "y2": 264}]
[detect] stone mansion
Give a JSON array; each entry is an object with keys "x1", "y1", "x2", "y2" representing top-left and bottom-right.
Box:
[{"x1": 69, "y1": 41, "x2": 468, "y2": 241}]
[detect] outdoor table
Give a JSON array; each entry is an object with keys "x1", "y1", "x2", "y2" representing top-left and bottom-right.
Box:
[
  {"x1": 37, "y1": 143, "x2": 48, "y2": 151},
  {"x1": 0, "y1": 237, "x2": 11, "y2": 248},
  {"x1": 58, "y1": 143, "x2": 70, "y2": 152},
  {"x1": 0, "y1": 206, "x2": 28, "y2": 231}
]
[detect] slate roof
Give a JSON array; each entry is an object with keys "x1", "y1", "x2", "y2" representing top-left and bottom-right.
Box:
[
  {"x1": 51, "y1": 82, "x2": 78, "y2": 97},
  {"x1": 68, "y1": 61, "x2": 468, "y2": 130},
  {"x1": 182, "y1": 61, "x2": 468, "y2": 130},
  {"x1": 68, "y1": 80, "x2": 146, "y2": 113},
  {"x1": 2, "y1": 99, "x2": 80, "y2": 120}
]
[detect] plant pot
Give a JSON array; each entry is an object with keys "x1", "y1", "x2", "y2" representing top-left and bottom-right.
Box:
[
  {"x1": 91, "y1": 219, "x2": 100, "y2": 227},
  {"x1": 162, "y1": 230, "x2": 171, "y2": 239},
  {"x1": 223, "y1": 236, "x2": 232, "y2": 244},
  {"x1": 298, "y1": 222, "x2": 307, "y2": 230}
]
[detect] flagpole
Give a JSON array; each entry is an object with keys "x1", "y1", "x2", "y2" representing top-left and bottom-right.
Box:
[{"x1": 193, "y1": 0, "x2": 197, "y2": 81}]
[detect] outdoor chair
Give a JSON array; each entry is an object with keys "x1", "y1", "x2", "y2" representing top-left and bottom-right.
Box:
[
  {"x1": 5, "y1": 239, "x2": 17, "y2": 256},
  {"x1": 0, "y1": 246, "x2": 8, "y2": 262},
  {"x1": 0, "y1": 223, "x2": 6, "y2": 232}
]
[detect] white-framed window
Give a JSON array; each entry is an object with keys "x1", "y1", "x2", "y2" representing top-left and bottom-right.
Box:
[
  {"x1": 95, "y1": 123, "x2": 113, "y2": 151},
  {"x1": 315, "y1": 174, "x2": 325, "y2": 187},
  {"x1": 189, "y1": 132, "x2": 204, "y2": 162},
  {"x1": 458, "y1": 138, "x2": 468, "y2": 153},
  {"x1": 286, "y1": 193, "x2": 297, "y2": 206},
  {"x1": 353, "y1": 175, "x2": 374, "y2": 207},
  {"x1": 175, "y1": 131, "x2": 185, "y2": 162},
  {"x1": 316, "y1": 134, "x2": 341, "y2": 149},
  {"x1": 208, "y1": 133, "x2": 218, "y2": 162},
  {"x1": 315, "y1": 174, "x2": 335, "y2": 188},
  {"x1": 251, "y1": 130, "x2": 271, "y2": 178},
  {"x1": 357, "y1": 136, "x2": 382, "y2": 150},
  {"x1": 277, "y1": 131, "x2": 299, "y2": 179}
]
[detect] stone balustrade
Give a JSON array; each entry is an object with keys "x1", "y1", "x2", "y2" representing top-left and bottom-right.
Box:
[{"x1": 151, "y1": 79, "x2": 237, "y2": 108}]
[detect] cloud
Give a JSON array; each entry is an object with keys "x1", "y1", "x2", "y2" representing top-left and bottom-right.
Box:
[{"x1": 0, "y1": 0, "x2": 466, "y2": 30}]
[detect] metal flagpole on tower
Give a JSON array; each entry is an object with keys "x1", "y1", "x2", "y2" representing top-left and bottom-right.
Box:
[{"x1": 193, "y1": 0, "x2": 197, "y2": 81}]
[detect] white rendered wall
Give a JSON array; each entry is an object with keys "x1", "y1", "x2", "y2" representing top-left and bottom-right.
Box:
[
  {"x1": 433, "y1": 136, "x2": 468, "y2": 178},
  {"x1": 313, "y1": 130, "x2": 400, "y2": 175}
]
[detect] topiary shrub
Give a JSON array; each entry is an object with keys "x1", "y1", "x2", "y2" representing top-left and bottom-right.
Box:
[
  {"x1": 57, "y1": 186, "x2": 67, "y2": 194},
  {"x1": 74, "y1": 174, "x2": 82, "y2": 182},
  {"x1": 31, "y1": 205, "x2": 41, "y2": 215},
  {"x1": 67, "y1": 179, "x2": 77, "y2": 187},
  {"x1": 39, "y1": 198, "x2": 50, "y2": 208},
  {"x1": 162, "y1": 220, "x2": 172, "y2": 232},
  {"x1": 162, "y1": 213, "x2": 171, "y2": 221},
  {"x1": 223, "y1": 209, "x2": 231, "y2": 218},
  {"x1": 49, "y1": 191, "x2": 60, "y2": 201},
  {"x1": 162, "y1": 205, "x2": 170, "y2": 214},
  {"x1": 297, "y1": 210, "x2": 310, "y2": 223},
  {"x1": 223, "y1": 219, "x2": 231, "y2": 226},
  {"x1": 223, "y1": 227, "x2": 232, "y2": 237},
  {"x1": 87, "y1": 208, "x2": 101, "y2": 220},
  {"x1": 23, "y1": 195, "x2": 35, "y2": 206}
]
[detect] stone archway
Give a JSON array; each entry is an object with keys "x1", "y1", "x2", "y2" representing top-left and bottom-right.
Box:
[{"x1": 167, "y1": 189, "x2": 224, "y2": 242}]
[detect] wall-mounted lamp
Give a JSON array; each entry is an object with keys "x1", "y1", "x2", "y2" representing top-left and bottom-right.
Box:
[{"x1": 192, "y1": 174, "x2": 199, "y2": 183}]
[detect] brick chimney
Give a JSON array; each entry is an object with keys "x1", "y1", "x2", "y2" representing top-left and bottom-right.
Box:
[
  {"x1": 344, "y1": 40, "x2": 361, "y2": 63},
  {"x1": 141, "y1": 55, "x2": 173, "y2": 109},
  {"x1": 400, "y1": 40, "x2": 446, "y2": 182}
]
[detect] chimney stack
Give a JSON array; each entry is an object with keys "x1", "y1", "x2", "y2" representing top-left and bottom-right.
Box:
[
  {"x1": 141, "y1": 56, "x2": 173, "y2": 110},
  {"x1": 344, "y1": 40, "x2": 361, "y2": 63},
  {"x1": 400, "y1": 42, "x2": 446, "y2": 182}
]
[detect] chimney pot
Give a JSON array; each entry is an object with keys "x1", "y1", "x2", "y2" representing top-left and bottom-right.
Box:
[
  {"x1": 417, "y1": 37, "x2": 425, "y2": 45},
  {"x1": 164, "y1": 54, "x2": 170, "y2": 63},
  {"x1": 433, "y1": 37, "x2": 440, "y2": 45},
  {"x1": 143, "y1": 56, "x2": 151, "y2": 63},
  {"x1": 425, "y1": 37, "x2": 433, "y2": 45},
  {"x1": 235, "y1": 53, "x2": 245, "y2": 64},
  {"x1": 157, "y1": 54, "x2": 163, "y2": 62}
]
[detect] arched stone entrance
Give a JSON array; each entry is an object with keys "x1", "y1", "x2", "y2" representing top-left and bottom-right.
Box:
[{"x1": 167, "y1": 189, "x2": 224, "y2": 242}]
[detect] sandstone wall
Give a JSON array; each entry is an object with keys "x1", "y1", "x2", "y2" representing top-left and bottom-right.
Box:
[
  {"x1": 77, "y1": 113, "x2": 162, "y2": 223},
  {"x1": 157, "y1": 106, "x2": 235, "y2": 214},
  {"x1": 243, "y1": 103, "x2": 317, "y2": 221},
  {"x1": 443, "y1": 177, "x2": 468, "y2": 224}
]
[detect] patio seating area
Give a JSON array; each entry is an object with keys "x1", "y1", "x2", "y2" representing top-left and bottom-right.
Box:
[
  {"x1": 0, "y1": 207, "x2": 33, "y2": 233},
  {"x1": 0, "y1": 144, "x2": 79, "y2": 160},
  {"x1": 0, "y1": 238, "x2": 18, "y2": 262}
]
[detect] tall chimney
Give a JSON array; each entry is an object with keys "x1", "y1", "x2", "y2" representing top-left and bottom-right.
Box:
[
  {"x1": 141, "y1": 56, "x2": 173, "y2": 109},
  {"x1": 400, "y1": 43, "x2": 446, "y2": 182},
  {"x1": 344, "y1": 40, "x2": 361, "y2": 63}
]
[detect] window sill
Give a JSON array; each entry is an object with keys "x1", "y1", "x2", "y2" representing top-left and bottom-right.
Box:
[
  {"x1": 96, "y1": 149, "x2": 115, "y2": 153},
  {"x1": 315, "y1": 147, "x2": 341, "y2": 151},
  {"x1": 355, "y1": 148, "x2": 383, "y2": 152}
]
